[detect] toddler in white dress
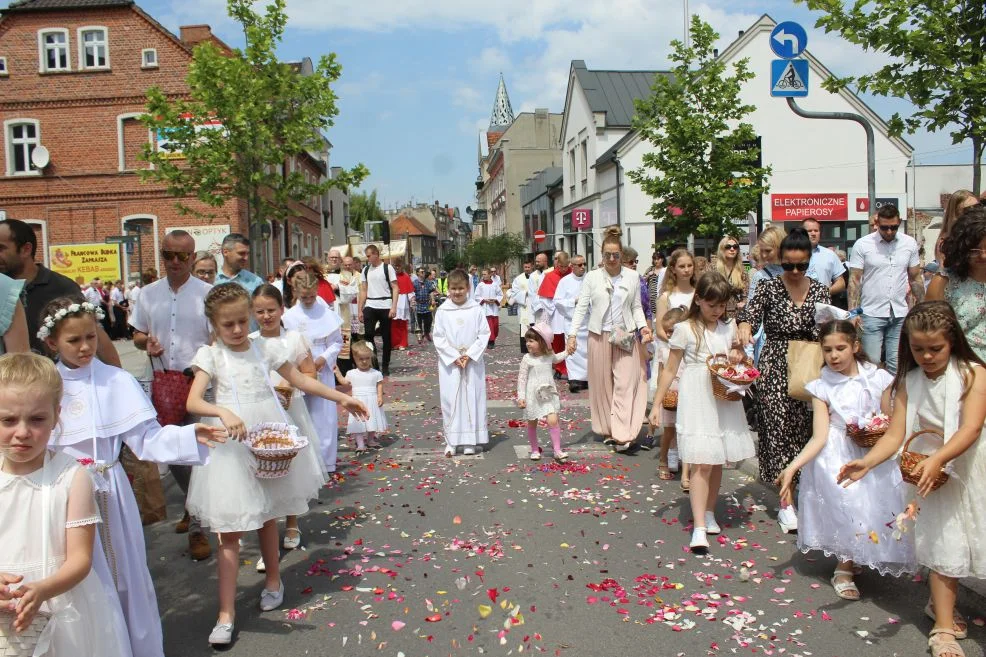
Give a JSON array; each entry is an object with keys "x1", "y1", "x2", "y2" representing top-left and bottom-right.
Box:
[
  {"x1": 516, "y1": 322, "x2": 569, "y2": 462},
  {"x1": 344, "y1": 341, "x2": 389, "y2": 454}
]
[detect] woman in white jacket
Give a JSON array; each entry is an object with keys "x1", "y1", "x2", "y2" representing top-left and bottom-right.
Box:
[{"x1": 567, "y1": 226, "x2": 653, "y2": 449}]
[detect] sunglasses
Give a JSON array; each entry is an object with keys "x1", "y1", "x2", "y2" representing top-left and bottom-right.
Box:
[
  {"x1": 161, "y1": 250, "x2": 192, "y2": 262},
  {"x1": 603, "y1": 252, "x2": 622, "y2": 260},
  {"x1": 624, "y1": 259, "x2": 638, "y2": 265},
  {"x1": 724, "y1": 244, "x2": 739, "y2": 250},
  {"x1": 878, "y1": 224, "x2": 900, "y2": 232},
  {"x1": 781, "y1": 262, "x2": 810, "y2": 272}
]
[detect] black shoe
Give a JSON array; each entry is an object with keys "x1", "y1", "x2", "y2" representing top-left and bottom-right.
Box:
[
  {"x1": 553, "y1": 371, "x2": 562, "y2": 380},
  {"x1": 637, "y1": 434, "x2": 654, "y2": 451},
  {"x1": 382, "y1": 367, "x2": 390, "y2": 377},
  {"x1": 568, "y1": 381, "x2": 588, "y2": 393}
]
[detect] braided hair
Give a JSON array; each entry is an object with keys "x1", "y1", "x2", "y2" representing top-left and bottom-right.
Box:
[
  {"x1": 893, "y1": 300, "x2": 985, "y2": 397},
  {"x1": 203, "y1": 282, "x2": 250, "y2": 324}
]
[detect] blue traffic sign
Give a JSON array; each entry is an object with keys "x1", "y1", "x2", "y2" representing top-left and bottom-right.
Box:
[
  {"x1": 770, "y1": 59, "x2": 809, "y2": 97},
  {"x1": 770, "y1": 21, "x2": 808, "y2": 59}
]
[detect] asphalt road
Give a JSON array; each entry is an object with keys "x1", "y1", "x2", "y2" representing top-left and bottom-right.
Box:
[{"x1": 120, "y1": 320, "x2": 985, "y2": 657}]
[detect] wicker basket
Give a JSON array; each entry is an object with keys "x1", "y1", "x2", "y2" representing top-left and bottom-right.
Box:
[
  {"x1": 662, "y1": 390, "x2": 678, "y2": 410},
  {"x1": 707, "y1": 355, "x2": 755, "y2": 402},
  {"x1": 245, "y1": 423, "x2": 308, "y2": 479},
  {"x1": 899, "y1": 429, "x2": 949, "y2": 491},
  {"x1": 273, "y1": 385, "x2": 293, "y2": 411},
  {"x1": 847, "y1": 425, "x2": 886, "y2": 449},
  {"x1": 0, "y1": 610, "x2": 50, "y2": 657}
]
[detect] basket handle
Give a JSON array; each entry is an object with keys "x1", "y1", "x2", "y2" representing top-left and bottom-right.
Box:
[{"x1": 903, "y1": 428, "x2": 944, "y2": 452}]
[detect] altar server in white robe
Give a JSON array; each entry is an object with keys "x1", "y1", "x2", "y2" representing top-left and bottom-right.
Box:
[
  {"x1": 433, "y1": 269, "x2": 490, "y2": 457},
  {"x1": 283, "y1": 273, "x2": 344, "y2": 473},
  {"x1": 554, "y1": 256, "x2": 589, "y2": 391},
  {"x1": 42, "y1": 299, "x2": 221, "y2": 657},
  {"x1": 508, "y1": 260, "x2": 535, "y2": 352}
]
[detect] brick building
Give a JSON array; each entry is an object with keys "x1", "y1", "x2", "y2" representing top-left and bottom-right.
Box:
[{"x1": 0, "y1": 0, "x2": 325, "y2": 280}]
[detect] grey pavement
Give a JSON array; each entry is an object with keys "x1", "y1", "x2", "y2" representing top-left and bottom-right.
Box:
[{"x1": 119, "y1": 319, "x2": 985, "y2": 657}]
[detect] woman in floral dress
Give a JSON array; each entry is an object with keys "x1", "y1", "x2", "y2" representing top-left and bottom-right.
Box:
[
  {"x1": 737, "y1": 228, "x2": 831, "y2": 484},
  {"x1": 927, "y1": 204, "x2": 986, "y2": 361}
]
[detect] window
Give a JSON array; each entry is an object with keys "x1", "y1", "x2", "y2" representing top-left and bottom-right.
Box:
[
  {"x1": 580, "y1": 139, "x2": 588, "y2": 181},
  {"x1": 0, "y1": 57, "x2": 7, "y2": 76},
  {"x1": 141, "y1": 48, "x2": 157, "y2": 69},
  {"x1": 78, "y1": 27, "x2": 108, "y2": 70},
  {"x1": 38, "y1": 29, "x2": 69, "y2": 72},
  {"x1": 5, "y1": 119, "x2": 41, "y2": 176}
]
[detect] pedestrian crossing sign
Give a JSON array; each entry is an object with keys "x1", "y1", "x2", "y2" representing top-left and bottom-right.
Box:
[{"x1": 770, "y1": 59, "x2": 809, "y2": 98}]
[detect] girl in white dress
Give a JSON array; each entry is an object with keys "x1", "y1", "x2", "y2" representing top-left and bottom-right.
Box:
[
  {"x1": 778, "y1": 320, "x2": 914, "y2": 601},
  {"x1": 344, "y1": 341, "x2": 389, "y2": 454},
  {"x1": 649, "y1": 272, "x2": 755, "y2": 554},
  {"x1": 516, "y1": 322, "x2": 569, "y2": 462},
  {"x1": 840, "y1": 302, "x2": 986, "y2": 657},
  {"x1": 654, "y1": 307, "x2": 687, "y2": 482},
  {"x1": 0, "y1": 353, "x2": 131, "y2": 657},
  {"x1": 251, "y1": 284, "x2": 327, "y2": 557},
  {"x1": 185, "y1": 283, "x2": 368, "y2": 647},
  {"x1": 282, "y1": 273, "x2": 344, "y2": 475},
  {"x1": 38, "y1": 298, "x2": 223, "y2": 657}
]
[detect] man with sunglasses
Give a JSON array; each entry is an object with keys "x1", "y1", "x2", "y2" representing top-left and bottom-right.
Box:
[
  {"x1": 848, "y1": 205, "x2": 922, "y2": 373},
  {"x1": 130, "y1": 229, "x2": 214, "y2": 560}
]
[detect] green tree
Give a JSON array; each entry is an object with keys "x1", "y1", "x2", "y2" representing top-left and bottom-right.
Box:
[
  {"x1": 349, "y1": 189, "x2": 386, "y2": 233},
  {"x1": 139, "y1": 0, "x2": 367, "y2": 264},
  {"x1": 442, "y1": 250, "x2": 464, "y2": 272},
  {"x1": 465, "y1": 233, "x2": 525, "y2": 267},
  {"x1": 798, "y1": 0, "x2": 986, "y2": 193},
  {"x1": 627, "y1": 16, "x2": 770, "y2": 248}
]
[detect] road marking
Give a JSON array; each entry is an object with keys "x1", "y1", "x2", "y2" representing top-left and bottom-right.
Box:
[
  {"x1": 394, "y1": 448, "x2": 485, "y2": 463},
  {"x1": 387, "y1": 376, "x2": 423, "y2": 382},
  {"x1": 511, "y1": 443, "x2": 612, "y2": 459},
  {"x1": 384, "y1": 401, "x2": 424, "y2": 412}
]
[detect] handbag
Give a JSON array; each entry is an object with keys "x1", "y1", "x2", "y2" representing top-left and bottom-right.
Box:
[
  {"x1": 150, "y1": 356, "x2": 193, "y2": 426},
  {"x1": 0, "y1": 453, "x2": 52, "y2": 656},
  {"x1": 608, "y1": 327, "x2": 637, "y2": 352},
  {"x1": 787, "y1": 339, "x2": 824, "y2": 402}
]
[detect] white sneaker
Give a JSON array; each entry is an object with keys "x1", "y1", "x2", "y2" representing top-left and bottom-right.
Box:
[
  {"x1": 778, "y1": 506, "x2": 799, "y2": 534},
  {"x1": 208, "y1": 622, "x2": 233, "y2": 645},
  {"x1": 667, "y1": 449, "x2": 680, "y2": 472},
  {"x1": 553, "y1": 450, "x2": 569, "y2": 463},
  {"x1": 689, "y1": 527, "x2": 709, "y2": 554},
  {"x1": 255, "y1": 556, "x2": 265, "y2": 573},
  {"x1": 705, "y1": 511, "x2": 721, "y2": 535},
  {"x1": 529, "y1": 448, "x2": 542, "y2": 461},
  {"x1": 463, "y1": 446, "x2": 476, "y2": 456},
  {"x1": 259, "y1": 579, "x2": 284, "y2": 612}
]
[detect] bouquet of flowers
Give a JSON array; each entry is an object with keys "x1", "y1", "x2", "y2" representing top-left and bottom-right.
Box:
[
  {"x1": 707, "y1": 355, "x2": 760, "y2": 401},
  {"x1": 846, "y1": 412, "x2": 890, "y2": 448}
]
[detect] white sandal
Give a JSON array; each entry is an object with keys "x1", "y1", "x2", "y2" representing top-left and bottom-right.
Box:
[
  {"x1": 282, "y1": 528, "x2": 302, "y2": 550},
  {"x1": 830, "y1": 568, "x2": 860, "y2": 600}
]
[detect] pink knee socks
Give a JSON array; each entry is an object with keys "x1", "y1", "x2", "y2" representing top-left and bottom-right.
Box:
[
  {"x1": 527, "y1": 425, "x2": 539, "y2": 451},
  {"x1": 549, "y1": 426, "x2": 562, "y2": 452}
]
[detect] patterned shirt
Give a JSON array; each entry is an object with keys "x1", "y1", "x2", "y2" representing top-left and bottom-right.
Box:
[{"x1": 413, "y1": 277, "x2": 436, "y2": 314}]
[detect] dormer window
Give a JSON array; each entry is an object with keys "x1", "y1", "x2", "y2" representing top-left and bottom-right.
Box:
[
  {"x1": 78, "y1": 27, "x2": 109, "y2": 70},
  {"x1": 141, "y1": 48, "x2": 158, "y2": 69},
  {"x1": 38, "y1": 29, "x2": 69, "y2": 72}
]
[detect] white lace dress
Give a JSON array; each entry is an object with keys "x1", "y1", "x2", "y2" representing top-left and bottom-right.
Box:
[
  {"x1": 0, "y1": 451, "x2": 132, "y2": 657},
  {"x1": 516, "y1": 352, "x2": 567, "y2": 420},
  {"x1": 345, "y1": 368, "x2": 388, "y2": 434},
  {"x1": 669, "y1": 320, "x2": 755, "y2": 465},
  {"x1": 799, "y1": 364, "x2": 915, "y2": 576},
  {"x1": 187, "y1": 339, "x2": 325, "y2": 533}
]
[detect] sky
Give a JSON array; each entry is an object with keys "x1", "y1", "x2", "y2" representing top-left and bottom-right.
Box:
[{"x1": 4, "y1": 0, "x2": 973, "y2": 215}]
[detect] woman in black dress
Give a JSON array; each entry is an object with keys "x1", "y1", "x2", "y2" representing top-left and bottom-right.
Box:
[{"x1": 737, "y1": 228, "x2": 830, "y2": 487}]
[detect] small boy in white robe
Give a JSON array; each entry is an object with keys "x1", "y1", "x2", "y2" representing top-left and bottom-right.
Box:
[
  {"x1": 473, "y1": 269, "x2": 503, "y2": 348},
  {"x1": 434, "y1": 269, "x2": 490, "y2": 457}
]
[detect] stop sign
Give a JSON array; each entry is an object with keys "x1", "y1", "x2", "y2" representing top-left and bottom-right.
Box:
[{"x1": 533, "y1": 230, "x2": 547, "y2": 243}]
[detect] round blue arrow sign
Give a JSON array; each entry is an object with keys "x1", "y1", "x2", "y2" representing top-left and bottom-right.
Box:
[{"x1": 770, "y1": 21, "x2": 808, "y2": 59}]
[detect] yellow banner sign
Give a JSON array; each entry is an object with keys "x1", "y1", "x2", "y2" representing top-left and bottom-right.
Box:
[{"x1": 48, "y1": 243, "x2": 122, "y2": 286}]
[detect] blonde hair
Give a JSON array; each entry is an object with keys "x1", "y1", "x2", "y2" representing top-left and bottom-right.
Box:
[
  {"x1": 714, "y1": 237, "x2": 745, "y2": 288},
  {"x1": 942, "y1": 189, "x2": 977, "y2": 240},
  {"x1": 350, "y1": 340, "x2": 374, "y2": 360},
  {"x1": 203, "y1": 283, "x2": 250, "y2": 323},
  {"x1": 757, "y1": 226, "x2": 786, "y2": 262},
  {"x1": 0, "y1": 353, "x2": 62, "y2": 410},
  {"x1": 601, "y1": 226, "x2": 623, "y2": 252},
  {"x1": 291, "y1": 271, "x2": 319, "y2": 293},
  {"x1": 662, "y1": 248, "x2": 695, "y2": 293}
]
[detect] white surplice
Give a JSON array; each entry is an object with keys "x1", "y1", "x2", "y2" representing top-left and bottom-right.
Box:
[
  {"x1": 283, "y1": 298, "x2": 343, "y2": 472},
  {"x1": 527, "y1": 269, "x2": 544, "y2": 323},
  {"x1": 52, "y1": 359, "x2": 208, "y2": 657},
  {"x1": 508, "y1": 273, "x2": 532, "y2": 329},
  {"x1": 554, "y1": 272, "x2": 588, "y2": 381},
  {"x1": 433, "y1": 298, "x2": 490, "y2": 447},
  {"x1": 473, "y1": 280, "x2": 502, "y2": 317}
]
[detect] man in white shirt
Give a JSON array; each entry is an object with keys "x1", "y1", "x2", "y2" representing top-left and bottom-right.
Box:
[
  {"x1": 527, "y1": 252, "x2": 548, "y2": 323},
  {"x1": 129, "y1": 229, "x2": 213, "y2": 561},
  {"x1": 324, "y1": 248, "x2": 343, "y2": 311},
  {"x1": 848, "y1": 205, "x2": 922, "y2": 374},
  {"x1": 553, "y1": 255, "x2": 589, "y2": 392},
  {"x1": 357, "y1": 244, "x2": 399, "y2": 376},
  {"x1": 83, "y1": 278, "x2": 102, "y2": 307},
  {"x1": 802, "y1": 218, "x2": 846, "y2": 298},
  {"x1": 507, "y1": 260, "x2": 535, "y2": 352}
]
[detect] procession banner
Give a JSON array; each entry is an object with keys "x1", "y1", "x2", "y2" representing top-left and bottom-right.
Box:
[{"x1": 48, "y1": 243, "x2": 121, "y2": 285}]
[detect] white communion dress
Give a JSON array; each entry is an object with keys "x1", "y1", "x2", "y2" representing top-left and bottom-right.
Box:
[
  {"x1": 52, "y1": 359, "x2": 208, "y2": 657},
  {"x1": 187, "y1": 339, "x2": 324, "y2": 533},
  {"x1": 0, "y1": 451, "x2": 132, "y2": 657},
  {"x1": 516, "y1": 352, "x2": 567, "y2": 420},
  {"x1": 800, "y1": 363, "x2": 915, "y2": 575},
  {"x1": 345, "y1": 368, "x2": 389, "y2": 434}
]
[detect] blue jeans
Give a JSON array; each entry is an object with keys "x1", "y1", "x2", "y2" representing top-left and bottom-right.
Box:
[{"x1": 861, "y1": 313, "x2": 904, "y2": 374}]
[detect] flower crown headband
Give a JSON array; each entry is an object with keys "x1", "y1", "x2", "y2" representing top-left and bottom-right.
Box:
[{"x1": 36, "y1": 302, "x2": 105, "y2": 341}]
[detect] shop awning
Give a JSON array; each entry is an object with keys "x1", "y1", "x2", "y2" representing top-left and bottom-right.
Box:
[{"x1": 324, "y1": 244, "x2": 351, "y2": 258}]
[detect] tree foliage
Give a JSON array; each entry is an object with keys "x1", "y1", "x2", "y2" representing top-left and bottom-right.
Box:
[
  {"x1": 465, "y1": 233, "x2": 526, "y2": 268},
  {"x1": 798, "y1": 0, "x2": 986, "y2": 193},
  {"x1": 627, "y1": 16, "x2": 770, "y2": 248},
  {"x1": 139, "y1": 0, "x2": 368, "y2": 230}
]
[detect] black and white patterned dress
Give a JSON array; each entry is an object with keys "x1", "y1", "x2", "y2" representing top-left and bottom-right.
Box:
[{"x1": 737, "y1": 277, "x2": 830, "y2": 483}]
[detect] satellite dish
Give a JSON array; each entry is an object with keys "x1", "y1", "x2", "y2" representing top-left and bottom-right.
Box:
[{"x1": 31, "y1": 145, "x2": 50, "y2": 169}]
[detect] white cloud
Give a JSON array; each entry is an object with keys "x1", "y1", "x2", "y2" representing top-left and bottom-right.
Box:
[{"x1": 469, "y1": 47, "x2": 511, "y2": 75}]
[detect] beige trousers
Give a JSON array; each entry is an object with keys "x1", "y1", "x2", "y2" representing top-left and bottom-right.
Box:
[{"x1": 587, "y1": 332, "x2": 648, "y2": 443}]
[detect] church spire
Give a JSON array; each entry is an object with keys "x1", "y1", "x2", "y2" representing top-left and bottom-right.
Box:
[{"x1": 489, "y1": 73, "x2": 515, "y2": 130}]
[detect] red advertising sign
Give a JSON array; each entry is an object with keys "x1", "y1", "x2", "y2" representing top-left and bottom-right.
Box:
[
  {"x1": 533, "y1": 230, "x2": 547, "y2": 244},
  {"x1": 572, "y1": 208, "x2": 592, "y2": 231},
  {"x1": 771, "y1": 193, "x2": 848, "y2": 221}
]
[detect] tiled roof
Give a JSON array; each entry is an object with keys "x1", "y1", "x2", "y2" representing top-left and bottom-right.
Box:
[
  {"x1": 572, "y1": 61, "x2": 669, "y2": 128},
  {"x1": 4, "y1": 0, "x2": 132, "y2": 11},
  {"x1": 391, "y1": 214, "x2": 434, "y2": 237}
]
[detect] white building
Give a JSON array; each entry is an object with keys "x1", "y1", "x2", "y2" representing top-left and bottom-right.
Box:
[{"x1": 560, "y1": 14, "x2": 914, "y2": 270}]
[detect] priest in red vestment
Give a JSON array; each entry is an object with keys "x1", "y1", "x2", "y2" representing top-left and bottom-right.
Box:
[
  {"x1": 537, "y1": 251, "x2": 571, "y2": 377},
  {"x1": 392, "y1": 263, "x2": 415, "y2": 349}
]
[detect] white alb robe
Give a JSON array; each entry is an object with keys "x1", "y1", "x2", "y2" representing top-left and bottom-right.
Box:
[
  {"x1": 527, "y1": 269, "x2": 544, "y2": 323},
  {"x1": 53, "y1": 359, "x2": 208, "y2": 657},
  {"x1": 433, "y1": 298, "x2": 490, "y2": 447},
  {"x1": 473, "y1": 280, "x2": 503, "y2": 317},
  {"x1": 283, "y1": 298, "x2": 343, "y2": 472},
  {"x1": 508, "y1": 273, "x2": 532, "y2": 328},
  {"x1": 554, "y1": 272, "x2": 588, "y2": 381}
]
